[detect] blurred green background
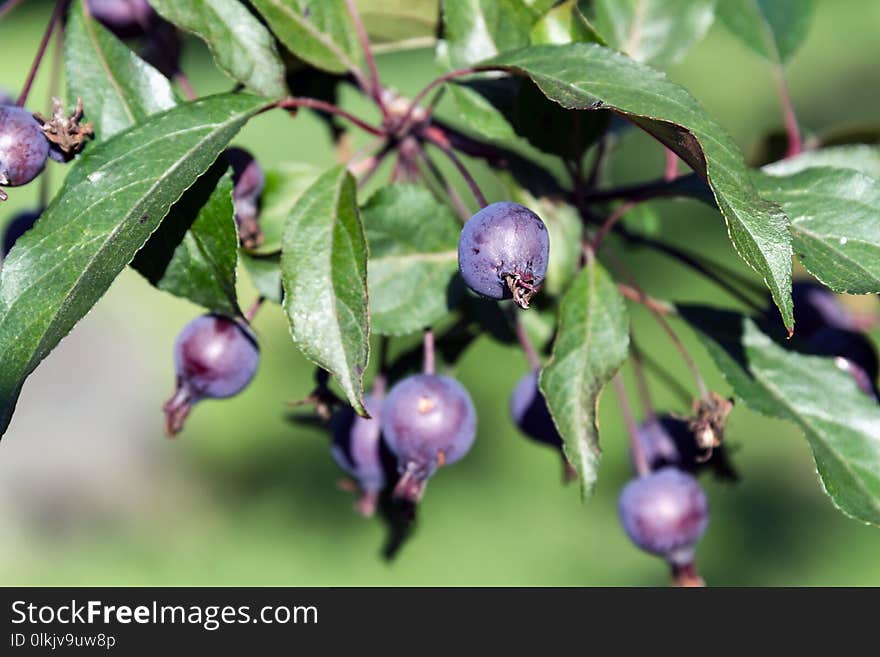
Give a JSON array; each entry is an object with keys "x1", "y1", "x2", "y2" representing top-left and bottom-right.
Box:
[{"x1": 1, "y1": 0, "x2": 879, "y2": 586}]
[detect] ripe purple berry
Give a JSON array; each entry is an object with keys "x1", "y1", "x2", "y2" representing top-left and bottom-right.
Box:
[
  {"x1": 633, "y1": 418, "x2": 680, "y2": 471},
  {"x1": 458, "y1": 201, "x2": 550, "y2": 308},
  {"x1": 0, "y1": 90, "x2": 12, "y2": 106},
  {"x1": 86, "y1": 0, "x2": 156, "y2": 38},
  {"x1": 2, "y1": 208, "x2": 40, "y2": 257},
  {"x1": 331, "y1": 394, "x2": 386, "y2": 516},
  {"x1": 163, "y1": 314, "x2": 260, "y2": 436},
  {"x1": 791, "y1": 281, "x2": 855, "y2": 338},
  {"x1": 618, "y1": 467, "x2": 709, "y2": 566},
  {"x1": 510, "y1": 371, "x2": 577, "y2": 481},
  {"x1": 0, "y1": 105, "x2": 49, "y2": 192},
  {"x1": 225, "y1": 147, "x2": 265, "y2": 249},
  {"x1": 810, "y1": 328, "x2": 879, "y2": 399},
  {"x1": 381, "y1": 374, "x2": 477, "y2": 502}
]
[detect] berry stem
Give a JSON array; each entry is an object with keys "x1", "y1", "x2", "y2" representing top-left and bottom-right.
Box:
[
  {"x1": 592, "y1": 201, "x2": 637, "y2": 251},
  {"x1": 422, "y1": 328, "x2": 436, "y2": 375},
  {"x1": 414, "y1": 143, "x2": 470, "y2": 222},
  {"x1": 631, "y1": 337, "x2": 693, "y2": 406},
  {"x1": 276, "y1": 97, "x2": 386, "y2": 137},
  {"x1": 774, "y1": 66, "x2": 802, "y2": 158},
  {"x1": 0, "y1": 0, "x2": 24, "y2": 20},
  {"x1": 663, "y1": 148, "x2": 679, "y2": 181},
  {"x1": 613, "y1": 373, "x2": 650, "y2": 477},
  {"x1": 512, "y1": 310, "x2": 541, "y2": 372},
  {"x1": 244, "y1": 296, "x2": 265, "y2": 324},
  {"x1": 343, "y1": 0, "x2": 389, "y2": 121},
  {"x1": 421, "y1": 126, "x2": 488, "y2": 208},
  {"x1": 630, "y1": 342, "x2": 657, "y2": 424},
  {"x1": 17, "y1": 0, "x2": 68, "y2": 108},
  {"x1": 616, "y1": 283, "x2": 674, "y2": 316},
  {"x1": 174, "y1": 72, "x2": 198, "y2": 101},
  {"x1": 671, "y1": 561, "x2": 705, "y2": 587}
]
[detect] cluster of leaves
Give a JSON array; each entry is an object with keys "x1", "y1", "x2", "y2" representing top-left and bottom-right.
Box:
[{"x1": 1, "y1": 0, "x2": 879, "y2": 530}]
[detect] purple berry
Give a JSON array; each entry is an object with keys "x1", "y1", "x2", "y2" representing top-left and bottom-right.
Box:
[
  {"x1": 458, "y1": 201, "x2": 550, "y2": 308},
  {"x1": 618, "y1": 467, "x2": 709, "y2": 566},
  {"x1": 633, "y1": 418, "x2": 680, "y2": 470},
  {"x1": 331, "y1": 394, "x2": 386, "y2": 516},
  {"x1": 163, "y1": 314, "x2": 260, "y2": 435},
  {"x1": 225, "y1": 147, "x2": 265, "y2": 249},
  {"x1": 0, "y1": 90, "x2": 12, "y2": 106},
  {"x1": 810, "y1": 328, "x2": 879, "y2": 399},
  {"x1": 0, "y1": 105, "x2": 49, "y2": 189},
  {"x1": 2, "y1": 208, "x2": 40, "y2": 257},
  {"x1": 792, "y1": 281, "x2": 855, "y2": 338},
  {"x1": 86, "y1": 0, "x2": 156, "y2": 38},
  {"x1": 381, "y1": 374, "x2": 477, "y2": 502}
]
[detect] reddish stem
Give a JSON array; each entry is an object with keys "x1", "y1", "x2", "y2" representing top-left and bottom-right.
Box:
[
  {"x1": 343, "y1": 0, "x2": 389, "y2": 121},
  {"x1": 423, "y1": 328, "x2": 436, "y2": 375},
  {"x1": 421, "y1": 126, "x2": 487, "y2": 208},
  {"x1": 398, "y1": 67, "x2": 477, "y2": 133},
  {"x1": 17, "y1": 0, "x2": 68, "y2": 108},
  {"x1": 513, "y1": 312, "x2": 541, "y2": 372},
  {"x1": 276, "y1": 97, "x2": 386, "y2": 137},
  {"x1": 174, "y1": 72, "x2": 198, "y2": 102},
  {"x1": 0, "y1": 0, "x2": 24, "y2": 20},
  {"x1": 663, "y1": 148, "x2": 679, "y2": 181},
  {"x1": 630, "y1": 342, "x2": 657, "y2": 424},
  {"x1": 592, "y1": 201, "x2": 636, "y2": 251},
  {"x1": 614, "y1": 374, "x2": 650, "y2": 477},
  {"x1": 244, "y1": 297, "x2": 265, "y2": 324},
  {"x1": 414, "y1": 143, "x2": 470, "y2": 222},
  {"x1": 775, "y1": 68, "x2": 802, "y2": 158}
]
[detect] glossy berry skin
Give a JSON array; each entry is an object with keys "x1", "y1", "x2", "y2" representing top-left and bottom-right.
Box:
[
  {"x1": 810, "y1": 328, "x2": 879, "y2": 399},
  {"x1": 0, "y1": 106, "x2": 49, "y2": 188},
  {"x1": 225, "y1": 147, "x2": 265, "y2": 249},
  {"x1": 381, "y1": 374, "x2": 477, "y2": 501},
  {"x1": 163, "y1": 314, "x2": 259, "y2": 435},
  {"x1": 458, "y1": 202, "x2": 549, "y2": 308},
  {"x1": 332, "y1": 395, "x2": 386, "y2": 515},
  {"x1": 791, "y1": 281, "x2": 855, "y2": 338},
  {"x1": 86, "y1": 0, "x2": 156, "y2": 38},
  {"x1": 0, "y1": 90, "x2": 12, "y2": 106},
  {"x1": 619, "y1": 467, "x2": 709, "y2": 566},
  {"x1": 2, "y1": 209, "x2": 40, "y2": 257},
  {"x1": 510, "y1": 372, "x2": 561, "y2": 448}
]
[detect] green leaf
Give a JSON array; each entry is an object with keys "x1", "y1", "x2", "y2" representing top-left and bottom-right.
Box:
[
  {"x1": 65, "y1": 0, "x2": 177, "y2": 140},
  {"x1": 540, "y1": 255, "x2": 629, "y2": 497},
  {"x1": 755, "y1": 166, "x2": 880, "y2": 294},
  {"x1": 150, "y1": 0, "x2": 287, "y2": 97},
  {"x1": 681, "y1": 306, "x2": 880, "y2": 526},
  {"x1": 484, "y1": 43, "x2": 794, "y2": 330},
  {"x1": 359, "y1": 0, "x2": 439, "y2": 47},
  {"x1": 588, "y1": 0, "x2": 717, "y2": 67},
  {"x1": 0, "y1": 93, "x2": 268, "y2": 437},
  {"x1": 437, "y1": 0, "x2": 538, "y2": 140},
  {"x1": 530, "y1": 0, "x2": 605, "y2": 46},
  {"x1": 251, "y1": 0, "x2": 361, "y2": 75},
  {"x1": 242, "y1": 252, "x2": 283, "y2": 304},
  {"x1": 281, "y1": 166, "x2": 369, "y2": 415},
  {"x1": 763, "y1": 145, "x2": 880, "y2": 179},
  {"x1": 248, "y1": 162, "x2": 322, "y2": 255},
  {"x1": 717, "y1": 0, "x2": 816, "y2": 64},
  {"x1": 361, "y1": 185, "x2": 463, "y2": 335},
  {"x1": 132, "y1": 163, "x2": 240, "y2": 314}
]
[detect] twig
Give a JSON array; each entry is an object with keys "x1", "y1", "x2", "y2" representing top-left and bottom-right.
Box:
[
  {"x1": 420, "y1": 126, "x2": 487, "y2": 208},
  {"x1": 616, "y1": 283, "x2": 674, "y2": 316},
  {"x1": 614, "y1": 374, "x2": 650, "y2": 477},
  {"x1": 414, "y1": 143, "x2": 471, "y2": 221},
  {"x1": 17, "y1": 0, "x2": 68, "y2": 108},
  {"x1": 276, "y1": 97, "x2": 386, "y2": 137},
  {"x1": 398, "y1": 67, "x2": 478, "y2": 133}
]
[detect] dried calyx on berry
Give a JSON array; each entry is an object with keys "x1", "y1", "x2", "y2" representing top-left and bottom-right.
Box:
[
  {"x1": 34, "y1": 98, "x2": 94, "y2": 164},
  {"x1": 2, "y1": 209, "x2": 41, "y2": 257},
  {"x1": 381, "y1": 374, "x2": 477, "y2": 503},
  {"x1": 685, "y1": 392, "x2": 733, "y2": 459},
  {"x1": 0, "y1": 104, "x2": 50, "y2": 201},
  {"x1": 163, "y1": 314, "x2": 260, "y2": 436},
  {"x1": 509, "y1": 371, "x2": 576, "y2": 482},
  {"x1": 633, "y1": 415, "x2": 739, "y2": 481},
  {"x1": 225, "y1": 147, "x2": 265, "y2": 249},
  {"x1": 458, "y1": 202, "x2": 550, "y2": 309}
]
